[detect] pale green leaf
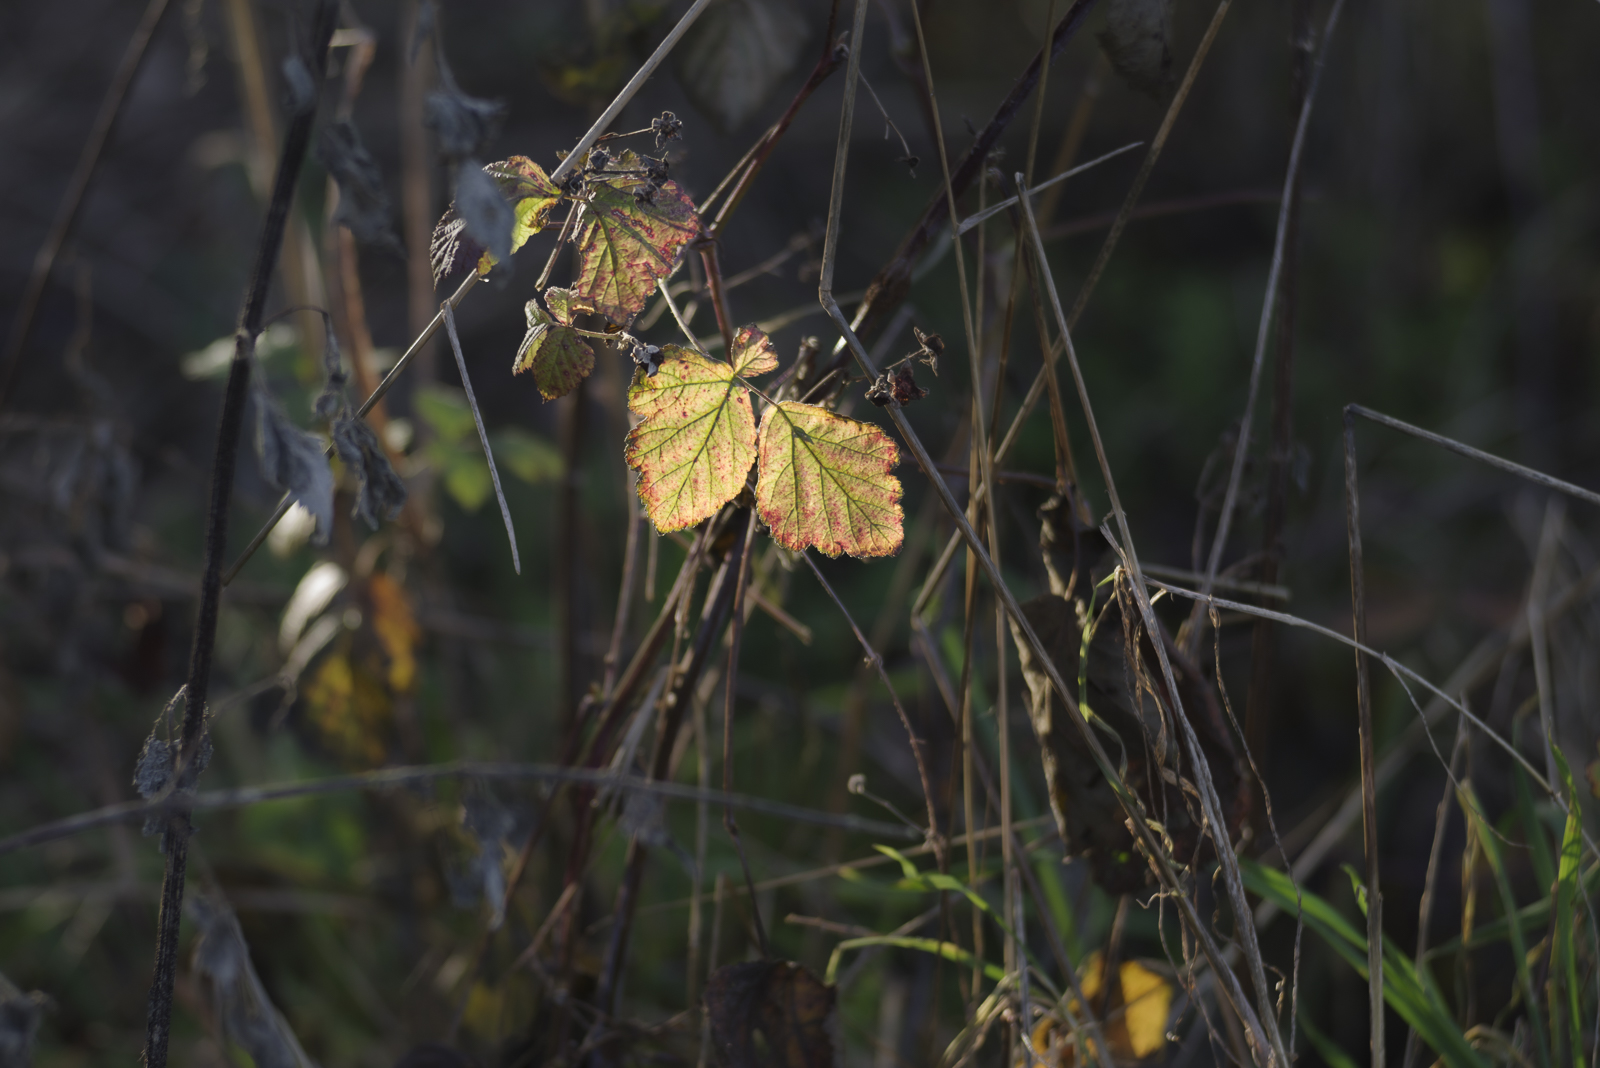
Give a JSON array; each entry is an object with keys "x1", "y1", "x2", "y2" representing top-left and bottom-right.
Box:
[
  {"x1": 754, "y1": 402, "x2": 903, "y2": 558},
  {"x1": 626, "y1": 345, "x2": 756, "y2": 533}
]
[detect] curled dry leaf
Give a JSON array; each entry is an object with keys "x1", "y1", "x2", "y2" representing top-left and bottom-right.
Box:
[
  {"x1": 573, "y1": 153, "x2": 700, "y2": 324},
  {"x1": 754, "y1": 402, "x2": 903, "y2": 559},
  {"x1": 317, "y1": 119, "x2": 401, "y2": 252},
  {"x1": 0, "y1": 969, "x2": 47, "y2": 1068},
  {"x1": 332, "y1": 413, "x2": 407, "y2": 529},
  {"x1": 674, "y1": 0, "x2": 808, "y2": 133},
  {"x1": 705, "y1": 959, "x2": 836, "y2": 1068},
  {"x1": 1009, "y1": 500, "x2": 1248, "y2": 895},
  {"x1": 1030, "y1": 951, "x2": 1174, "y2": 1065},
  {"x1": 625, "y1": 344, "x2": 764, "y2": 533},
  {"x1": 514, "y1": 297, "x2": 594, "y2": 401}
]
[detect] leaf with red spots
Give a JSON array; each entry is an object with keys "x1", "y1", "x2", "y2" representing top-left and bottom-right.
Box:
[
  {"x1": 729, "y1": 324, "x2": 779, "y2": 376},
  {"x1": 626, "y1": 344, "x2": 760, "y2": 533},
  {"x1": 754, "y1": 403, "x2": 903, "y2": 558},
  {"x1": 430, "y1": 156, "x2": 563, "y2": 283},
  {"x1": 513, "y1": 292, "x2": 594, "y2": 401},
  {"x1": 573, "y1": 153, "x2": 699, "y2": 324}
]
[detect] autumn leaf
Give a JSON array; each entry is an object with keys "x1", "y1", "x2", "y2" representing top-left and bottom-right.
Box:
[
  {"x1": 573, "y1": 153, "x2": 699, "y2": 324},
  {"x1": 754, "y1": 402, "x2": 903, "y2": 558},
  {"x1": 430, "y1": 156, "x2": 564, "y2": 283},
  {"x1": 729, "y1": 323, "x2": 779, "y2": 376},
  {"x1": 365, "y1": 572, "x2": 420, "y2": 694},
  {"x1": 626, "y1": 344, "x2": 761, "y2": 533},
  {"x1": 1030, "y1": 951, "x2": 1174, "y2": 1065},
  {"x1": 513, "y1": 294, "x2": 595, "y2": 400}
]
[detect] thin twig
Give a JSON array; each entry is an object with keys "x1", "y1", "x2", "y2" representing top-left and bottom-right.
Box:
[
  {"x1": 0, "y1": 760, "x2": 918, "y2": 859},
  {"x1": 142, "y1": 8, "x2": 338, "y2": 1065},
  {"x1": 720, "y1": 510, "x2": 769, "y2": 957},
  {"x1": 954, "y1": 142, "x2": 1142, "y2": 236},
  {"x1": 0, "y1": 0, "x2": 174, "y2": 409},
  {"x1": 442, "y1": 300, "x2": 520, "y2": 574}
]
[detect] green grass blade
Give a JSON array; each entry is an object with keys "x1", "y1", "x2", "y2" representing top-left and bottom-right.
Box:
[
  {"x1": 1242, "y1": 858, "x2": 1490, "y2": 1068},
  {"x1": 1458, "y1": 782, "x2": 1552, "y2": 1068},
  {"x1": 1553, "y1": 747, "x2": 1588, "y2": 1068}
]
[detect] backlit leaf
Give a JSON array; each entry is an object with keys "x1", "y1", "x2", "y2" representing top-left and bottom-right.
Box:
[
  {"x1": 365, "y1": 572, "x2": 420, "y2": 693},
  {"x1": 513, "y1": 297, "x2": 594, "y2": 400},
  {"x1": 626, "y1": 345, "x2": 759, "y2": 533},
  {"x1": 754, "y1": 402, "x2": 902, "y2": 558},
  {"x1": 573, "y1": 156, "x2": 699, "y2": 324},
  {"x1": 430, "y1": 156, "x2": 565, "y2": 283},
  {"x1": 730, "y1": 323, "x2": 779, "y2": 376}
]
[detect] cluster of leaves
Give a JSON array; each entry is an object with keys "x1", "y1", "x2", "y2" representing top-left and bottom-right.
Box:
[{"x1": 428, "y1": 140, "x2": 907, "y2": 559}]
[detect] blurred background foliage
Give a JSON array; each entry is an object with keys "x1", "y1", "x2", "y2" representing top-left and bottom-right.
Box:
[{"x1": 2, "y1": 0, "x2": 1599, "y2": 1064}]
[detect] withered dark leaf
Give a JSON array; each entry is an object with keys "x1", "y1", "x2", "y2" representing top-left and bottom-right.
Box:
[
  {"x1": 706, "y1": 959, "x2": 836, "y2": 1068},
  {"x1": 429, "y1": 208, "x2": 479, "y2": 286},
  {"x1": 332, "y1": 414, "x2": 407, "y2": 529},
  {"x1": 425, "y1": 72, "x2": 504, "y2": 158},
  {"x1": 651, "y1": 110, "x2": 683, "y2": 148},
  {"x1": 254, "y1": 389, "x2": 335, "y2": 544},
  {"x1": 630, "y1": 339, "x2": 665, "y2": 377},
  {"x1": 1008, "y1": 570, "x2": 1248, "y2": 894},
  {"x1": 280, "y1": 55, "x2": 315, "y2": 115},
  {"x1": 865, "y1": 364, "x2": 925, "y2": 407},
  {"x1": 317, "y1": 119, "x2": 402, "y2": 252}
]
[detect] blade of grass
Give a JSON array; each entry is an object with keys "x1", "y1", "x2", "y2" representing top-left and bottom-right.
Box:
[
  {"x1": 1242, "y1": 859, "x2": 1490, "y2": 1068},
  {"x1": 1551, "y1": 747, "x2": 1589, "y2": 1068},
  {"x1": 1403, "y1": 722, "x2": 1468, "y2": 1068},
  {"x1": 1343, "y1": 408, "x2": 1387, "y2": 1067},
  {"x1": 441, "y1": 300, "x2": 519, "y2": 574},
  {"x1": 1459, "y1": 779, "x2": 1552, "y2": 1068}
]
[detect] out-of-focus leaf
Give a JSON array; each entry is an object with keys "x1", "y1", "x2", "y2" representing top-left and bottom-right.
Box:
[
  {"x1": 279, "y1": 561, "x2": 348, "y2": 654},
  {"x1": 393, "y1": 1046, "x2": 477, "y2": 1068},
  {"x1": 452, "y1": 160, "x2": 515, "y2": 274},
  {"x1": 706, "y1": 959, "x2": 836, "y2": 1068},
  {"x1": 302, "y1": 643, "x2": 391, "y2": 767},
  {"x1": 0, "y1": 970, "x2": 47, "y2": 1068},
  {"x1": 753, "y1": 402, "x2": 902, "y2": 558},
  {"x1": 425, "y1": 74, "x2": 503, "y2": 159},
  {"x1": 1075, "y1": 951, "x2": 1173, "y2": 1059},
  {"x1": 573, "y1": 155, "x2": 699, "y2": 324},
  {"x1": 674, "y1": 0, "x2": 808, "y2": 133},
  {"x1": 490, "y1": 427, "x2": 564, "y2": 484},
  {"x1": 182, "y1": 323, "x2": 299, "y2": 380},
  {"x1": 365, "y1": 572, "x2": 420, "y2": 693},
  {"x1": 513, "y1": 299, "x2": 594, "y2": 400},
  {"x1": 332, "y1": 413, "x2": 407, "y2": 529},
  {"x1": 625, "y1": 344, "x2": 761, "y2": 533},
  {"x1": 1098, "y1": 0, "x2": 1174, "y2": 98},
  {"x1": 414, "y1": 385, "x2": 476, "y2": 444},
  {"x1": 190, "y1": 896, "x2": 321, "y2": 1068},
  {"x1": 254, "y1": 388, "x2": 334, "y2": 545},
  {"x1": 317, "y1": 119, "x2": 401, "y2": 252}
]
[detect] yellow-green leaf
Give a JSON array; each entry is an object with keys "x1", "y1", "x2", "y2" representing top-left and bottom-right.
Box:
[
  {"x1": 730, "y1": 323, "x2": 779, "y2": 376},
  {"x1": 514, "y1": 297, "x2": 594, "y2": 400},
  {"x1": 626, "y1": 345, "x2": 756, "y2": 533},
  {"x1": 430, "y1": 156, "x2": 563, "y2": 283},
  {"x1": 573, "y1": 155, "x2": 699, "y2": 324},
  {"x1": 754, "y1": 403, "x2": 903, "y2": 559}
]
